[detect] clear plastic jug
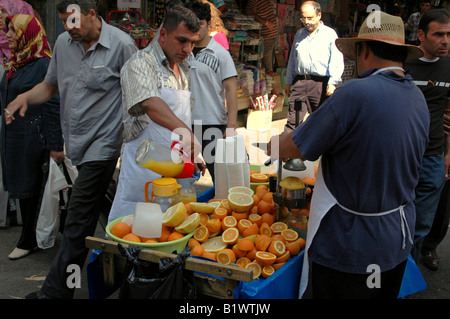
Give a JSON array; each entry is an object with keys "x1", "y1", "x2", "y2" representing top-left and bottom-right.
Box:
[
  {"x1": 135, "y1": 139, "x2": 194, "y2": 178},
  {"x1": 145, "y1": 177, "x2": 181, "y2": 213}
]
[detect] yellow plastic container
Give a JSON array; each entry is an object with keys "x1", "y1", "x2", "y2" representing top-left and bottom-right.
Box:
[{"x1": 106, "y1": 214, "x2": 193, "y2": 253}]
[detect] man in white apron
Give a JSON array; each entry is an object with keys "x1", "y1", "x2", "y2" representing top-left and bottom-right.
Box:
[
  {"x1": 108, "y1": 6, "x2": 203, "y2": 223},
  {"x1": 268, "y1": 11, "x2": 430, "y2": 299}
]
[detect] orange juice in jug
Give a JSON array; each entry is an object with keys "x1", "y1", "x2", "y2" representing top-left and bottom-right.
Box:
[{"x1": 139, "y1": 158, "x2": 184, "y2": 178}]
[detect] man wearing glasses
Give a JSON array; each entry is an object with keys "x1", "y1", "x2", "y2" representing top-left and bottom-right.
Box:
[{"x1": 284, "y1": 1, "x2": 344, "y2": 132}]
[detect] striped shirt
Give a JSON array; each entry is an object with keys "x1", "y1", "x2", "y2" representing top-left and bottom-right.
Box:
[
  {"x1": 120, "y1": 39, "x2": 192, "y2": 143},
  {"x1": 246, "y1": 0, "x2": 279, "y2": 39}
]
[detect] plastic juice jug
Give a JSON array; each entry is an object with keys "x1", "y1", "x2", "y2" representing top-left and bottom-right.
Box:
[
  {"x1": 135, "y1": 139, "x2": 185, "y2": 178},
  {"x1": 145, "y1": 177, "x2": 181, "y2": 212}
]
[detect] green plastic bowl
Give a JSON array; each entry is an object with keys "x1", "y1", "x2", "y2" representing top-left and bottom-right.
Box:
[{"x1": 106, "y1": 214, "x2": 194, "y2": 253}]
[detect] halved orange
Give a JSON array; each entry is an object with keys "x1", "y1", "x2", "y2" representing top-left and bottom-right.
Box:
[
  {"x1": 188, "y1": 238, "x2": 201, "y2": 249},
  {"x1": 222, "y1": 215, "x2": 237, "y2": 231},
  {"x1": 285, "y1": 238, "x2": 305, "y2": 256},
  {"x1": 213, "y1": 207, "x2": 228, "y2": 220},
  {"x1": 242, "y1": 223, "x2": 259, "y2": 237},
  {"x1": 255, "y1": 234, "x2": 271, "y2": 251},
  {"x1": 251, "y1": 173, "x2": 269, "y2": 183},
  {"x1": 275, "y1": 251, "x2": 291, "y2": 263},
  {"x1": 232, "y1": 211, "x2": 248, "y2": 221},
  {"x1": 254, "y1": 251, "x2": 277, "y2": 266},
  {"x1": 268, "y1": 240, "x2": 286, "y2": 257},
  {"x1": 236, "y1": 257, "x2": 252, "y2": 268},
  {"x1": 220, "y1": 199, "x2": 232, "y2": 214},
  {"x1": 206, "y1": 218, "x2": 221, "y2": 233},
  {"x1": 190, "y1": 244, "x2": 205, "y2": 256},
  {"x1": 270, "y1": 221, "x2": 288, "y2": 234},
  {"x1": 199, "y1": 213, "x2": 210, "y2": 226},
  {"x1": 248, "y1": 213, "x2": 262, "y2": 226},
  {"x1": 262, "y1": 265, "x2": 275, "y2": 278},
  {"x1": 237, "y1": 218, "x2": 253, "y2": 234},
  {"x1": 221, "y1": 227, "x2": 239, "y2": 245},
  {"x1": 232, "y1": 244, "x2": 247, "y2": 258},
  {"x1": 193, "y1": 225, "x2": 209, "y2": 242},
  {"x1": 202, "y1": 251, "x2": 217, "y2": 261},
  {"x1": 245, "y1": 262, "x2": 262, "y2": 279},
  {"x1": 281, "y1": 229, "x2": 299, "y2": 242},
  {"x1": 237, "y1": 238, "x2": 255, "y2": 251},
  {"x1": 217, "y1": 248, "x2": 236, "y2": 265},
  {"x1": 259, "y1": 222, "x2": 272, "y2": 237},
  {"x1": 272, "y1": 263, "x2": 285, "y2": 270},
  {"x1": 260, "y1": 213, "x2": 275, "y2": 226}
]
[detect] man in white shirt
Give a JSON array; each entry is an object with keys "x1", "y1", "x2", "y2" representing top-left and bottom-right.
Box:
[
  {"x1": 284, "y1": 1, "x2": 344, "y2": 131},
  {"x1": 186, "y1": 0, "x2": 238, "y2": 184}
]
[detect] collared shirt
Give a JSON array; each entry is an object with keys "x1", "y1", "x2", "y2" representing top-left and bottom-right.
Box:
[
  {"x1": 45, "y1": 18, "x2": 137, "y2": 165},
  {"x1": 121, "y1": 39, "x2": 192, "y2": 143},
  {"x1": 286, "y1": 22, "x2": 344, "y2": 86}
]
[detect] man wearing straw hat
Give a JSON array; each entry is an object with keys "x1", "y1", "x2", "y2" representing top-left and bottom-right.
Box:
[{"x1": 269, "y1": 11, "x2": 429, "y2": 298}]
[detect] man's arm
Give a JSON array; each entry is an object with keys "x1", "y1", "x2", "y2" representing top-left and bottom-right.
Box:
[
  {"x1": 5, "y1": 81, "x2": 58, "y2": 125},
  {"x1": 223, "y1": 76, "x2": 238, "y2": 137}
]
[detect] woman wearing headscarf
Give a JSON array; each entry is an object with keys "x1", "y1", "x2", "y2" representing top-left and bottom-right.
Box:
[
  {"x1": 1, "y1": 14, "x2": 64, "y2": 260},
  {"x1": 0, "y1": 0, "x2": 35, "y2": 228},
  {"x1": 0, "y1": 0, "x2": 34, "y2": 75}
]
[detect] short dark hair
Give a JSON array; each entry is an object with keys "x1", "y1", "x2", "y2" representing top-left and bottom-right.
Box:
[
  {"x1": 418, "y1": 9, "x2": 450, "y2": 35},
  {"x1": 357, "y1": 41, "x2": 408, "y2": 63},
  {"x1": 185, "y1": 0, "x2": 211, "y2": 23},
  {"x1": 162, "y1": 5, "x2": 200, "y2": 34},
  {"x1": 56, "y1": 0, "x2": 96, "y2": 15}
]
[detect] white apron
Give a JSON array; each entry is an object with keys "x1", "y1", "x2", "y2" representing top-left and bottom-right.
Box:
[
  {"x1": 298, "y1": 66, "x2": 413, "y2": 298},
  {"x1": 108, "y1": 67, "x2": 191, "y2": 223}
]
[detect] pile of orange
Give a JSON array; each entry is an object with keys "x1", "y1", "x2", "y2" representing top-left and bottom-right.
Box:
[
  {"x1": 188, "y1": 185, "x2": 306, "y2": 280},
  {"x1": 110, "y1": 219, "x2": 189, "y2": 244}
]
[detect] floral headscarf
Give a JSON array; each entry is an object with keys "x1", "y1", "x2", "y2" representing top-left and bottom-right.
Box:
[
  {"x1": 0, "y1": 0, "x2": 34, "y2": 68},
  {"x1": 6, "y1": 14, "x2": 51, "y2": 82}
]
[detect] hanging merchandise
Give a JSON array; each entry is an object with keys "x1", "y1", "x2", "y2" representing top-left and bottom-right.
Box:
[{"x1": 108, "y1": 10, "x2": 156, "y2": 47}]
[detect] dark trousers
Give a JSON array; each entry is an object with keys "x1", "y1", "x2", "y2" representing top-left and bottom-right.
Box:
[
  {"x1": 193, "y1": 124, "x2": 226, "y2": 184},
  {"x1": 311, "y1": 260, "x2": 407, "y2": 299},
  {"x1": 422, "y1": 180, "x2": 450, "y2": 254},
  {"x1": 41, "y1": 158, "x2": 118, "y2": 299},
  {"x1": 17, "y1": 196, "x2": 39, "y2": 250},
  {"x1": 284, "y1": 78, "x2": 329, "y2": 132}
]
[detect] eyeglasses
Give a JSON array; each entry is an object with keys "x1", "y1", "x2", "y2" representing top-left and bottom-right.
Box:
[{"x1": 300, "y1": 16, "x2": 317, "y2": 23}]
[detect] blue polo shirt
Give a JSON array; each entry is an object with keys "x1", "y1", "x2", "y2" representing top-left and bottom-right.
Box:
[{"x1": 292, "y1": 69, "x2": 430, "y2": 273}]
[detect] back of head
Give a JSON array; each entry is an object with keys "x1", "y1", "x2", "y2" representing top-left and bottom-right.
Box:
[
  {"x1": 162, "y1": 5, "x2": 200, "y2": 34},
  {"x1": 185, "y1": 0, "x2": 211, "y2": 22},
  {"x1": 56, "y1": 0, "x2": 96, "y2": 15},
  {"x1": 418, "y1": 9, "x2": 450, "y2": 34}
]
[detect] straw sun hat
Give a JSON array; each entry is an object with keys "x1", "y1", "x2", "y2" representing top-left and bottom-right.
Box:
[{"x1": 335, "y1": 11, "x2": 423, "y2": 60}]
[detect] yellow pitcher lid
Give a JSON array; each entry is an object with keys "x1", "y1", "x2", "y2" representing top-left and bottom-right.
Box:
[{"x1": 152, "y1": 177, "x2": 181, "y2": 196}]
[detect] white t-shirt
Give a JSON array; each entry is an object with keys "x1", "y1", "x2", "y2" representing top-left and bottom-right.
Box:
[{"x1": 188, "y1": 37, "x2": 237, "y2": 125}]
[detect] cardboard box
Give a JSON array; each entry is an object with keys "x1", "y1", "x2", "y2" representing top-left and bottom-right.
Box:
[{"x1": 246, "y1": 109, "x2": 273, "y2": 131}]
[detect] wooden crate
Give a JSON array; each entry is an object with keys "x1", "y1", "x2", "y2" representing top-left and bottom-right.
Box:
[{"x1": 85, "y1": 236, "x2": 254, "y2": 299}]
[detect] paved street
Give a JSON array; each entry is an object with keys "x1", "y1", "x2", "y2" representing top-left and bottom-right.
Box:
[{"x1": 0, "y1": 119, "x2": 449, "y2": 299}]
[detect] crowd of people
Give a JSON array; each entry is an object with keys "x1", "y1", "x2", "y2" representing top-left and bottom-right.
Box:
[{"x1": 0, "y1": 0, "x2": 449, "y2": 300}]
